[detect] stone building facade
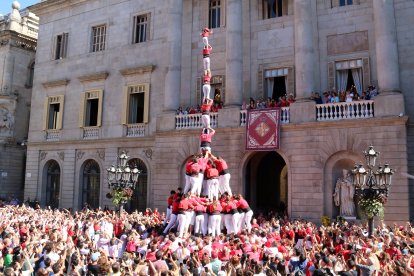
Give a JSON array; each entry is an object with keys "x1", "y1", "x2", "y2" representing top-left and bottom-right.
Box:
[
  {"x1": 25, "y1": 0, "x2": 413, "y2": 222},
  {"x1": 0, "y1": 2, "x2": 38, "y2": 201}
]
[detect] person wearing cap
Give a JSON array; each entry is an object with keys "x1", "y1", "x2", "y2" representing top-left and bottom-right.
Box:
[
  {"x1": 163, "y1": 193, "x2": 181, "y2": 234},
  {"x1": 211, "y1": 155, "x2": 232, "y2": 196},
  {"x1": 87, "y1": 252, "x2": 101, "y2": 275},
  {"x1": 202, "y1": 43, "x2": 213, "y2": 77},
  {"x1": 200, "y1": 27, "x2": 213, "y2": 46},
  {"x1": 201, "y1": 98, "x2": 214, "y2": 129},
  {"x1": 202, "y1": 72, "x2": 212, "y2": 102}
]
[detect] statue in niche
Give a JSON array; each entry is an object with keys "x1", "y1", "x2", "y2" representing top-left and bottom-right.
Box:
[
  {"x1": 0, "y1": 107, "x2": 14, "y2": 133},
  {"x1": 333, "y1": 169, "x2": 355, "y2": 217}
]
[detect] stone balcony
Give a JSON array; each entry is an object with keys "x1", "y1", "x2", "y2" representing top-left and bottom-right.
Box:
[{"x1": 174, "y1": 100, "x2": 375, "y2": 130}]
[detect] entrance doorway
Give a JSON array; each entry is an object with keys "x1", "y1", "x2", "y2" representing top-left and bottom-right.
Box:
[
  {"x1": 245, "y1": 152, "x2": 287, "y2": 215},
  {"x1": 42, "y1": 160, "x2": 61, "y2": 209}
]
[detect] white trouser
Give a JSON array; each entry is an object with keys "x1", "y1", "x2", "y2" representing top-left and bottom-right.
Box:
[
  {"x1": 194, "y1": 213, "x2": 205, "y2": 235},
  {"x1": 218, "y1": 173, "x2": 232, "y2": 195},
  {"x1": 163, "y1": 213, "x2": 177, "y2": 234},
  {"x1": 224, "y1": 214, "x2": 234, "y2": 234},
  {"x1": 201, "y1": 114, "x2": 211, "y2": 129},
  {"x1": 208, "y1": 214, "x2": 221, "y2": 237},
  {"x1": 165, "y1": 207, "x2": 172, "y2": 225},
  {"x1": 203, "y1": 57, "x2": 211, "y2": 72},
  {"x1": 190, "y1": 175, "x2": 200, "y2": 195},
  {"x1": 203, "y1": 213, "x2": 209, "y2": 235},
  {"x1": 177, "y1": 213, "x2": 188, "y2": 238},
  {"x1": 232, "y1": 212, "x2": 243, "y2": 233},
  {"x1": 186, "y1": 210, "x2": 195, "y2": 227},
  {"x1": 203, "y1": 84, "x2": 211, "y2": 100},
  {"x1": 201, "y1": 178, "x2": 208, "y2": 197},
  {"x1": 243, "y1": 210, "x2": 254, "y2": 233},
  {"x1": 207, "y1": 178, "x2": 219, "y2": 200},
  {"x1": 183, "y1": 175, "x2": 191, "y2": 194},
  {"x1": 203, "y1": 37, "x2": 208, "y2": 46},
  {"x1": 197, "y1": 173, "x2": 204, "y2": 196}
]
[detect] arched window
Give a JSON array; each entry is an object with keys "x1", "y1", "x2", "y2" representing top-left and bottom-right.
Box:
[
  {"x1": 81, "y1": 159, "x2": 101, "y2": 209},
  {"x1": 126, "y1": 158, "x2": 148, "y2": 212},
  {"x1": 43, "y1": 160, "x2": 60, "y2": 209},
  {"x1": 27, "y1": 62, "x2": 35, "y2": 88}
]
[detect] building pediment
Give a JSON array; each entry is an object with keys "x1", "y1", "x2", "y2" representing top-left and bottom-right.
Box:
[
  {"x1": 42, "y1": 79, "x2": 70, "y2": 88},
  {"x1": 78, "y1": 72, "x2": 109, "y2": 83},
  {"x1": 119, "y1": 65, "x2": 155, "y2": 76}
]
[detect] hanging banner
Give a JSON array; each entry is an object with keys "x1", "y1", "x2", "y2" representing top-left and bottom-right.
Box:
[{"x1": 245, "y1": 108, "x2": 281, "y2": 151}]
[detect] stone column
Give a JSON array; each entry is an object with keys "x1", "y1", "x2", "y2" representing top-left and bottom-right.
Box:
[
  {"x1": 290, "y1": 0, "x2": 316, "y2": 123},
  {"x1": 373, "y1": 0, "x2": 404, "y2": 117},
  {"x1": 221, "y1": 0, "x2": 243, "y2": 127},
  {"x1": 163, "y1": 0, "x2": 183, "y2": 111},
  {"x1": 158, "y1": 0, "x2": 183, "y2": 131},
  {"x1": 225, "y1": 0, "x2": 243, "y2": 106}
]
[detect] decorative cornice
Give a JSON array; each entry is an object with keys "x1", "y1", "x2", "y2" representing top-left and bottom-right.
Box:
[
  {"x1": 42, "y1": 79, "x2": 70, "y2": 88},
  {"x1": 119, "y1": 65, "x2": 155, "y2": 76},
  {"x1": 78, "y1": 72, "x2": 109, "y2": 83}
]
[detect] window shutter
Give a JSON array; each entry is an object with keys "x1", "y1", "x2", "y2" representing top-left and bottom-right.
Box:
[
  {"x1": 57, "y1": 95, "x2": 64, "y2": 129},
  {"x1": 362, "y1": 57, "x2": 370, "y2": 91},
  {"x1": 79, "y1": 92, "x2": 86, "y2": 128},
  {"x1": 121, "y1": 86, "x2": 129, "y2": 125},
  {"x1": 220, "y1": 0, "x2": 226, "y2": 27},
  {"x1": 143, "y1": 83, "x2": 150, "y2": 123},
  {"x1": 62, "y1": 33, "x2": 68, "y2": 58},
  {"x1": 287, "y1": 67, "x2": 294, "y2": 96},
  {"x1": 196, "y1": 77, "x2": 202, "y2": 104},
  {"x1": 147, "y1": 13, "x2": 151, "y2": 41},
  {"x1": 258, "y1": 67, "x2": 263, "y2": 98},
  {"x1": 328, "y1": 61, "x2": 335, "y2": 91},
  {"x1": 97, "y1": 90, "x2": 103, "y2": 127},
  {"x1": 221, "y1": 75, "x2": 226, "y2": 104},
  {"x1": 43, "y1": 97, "x2": 49, "y2": 130}
]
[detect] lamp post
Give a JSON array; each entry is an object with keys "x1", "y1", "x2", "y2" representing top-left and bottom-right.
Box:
[
  {"x1": 351, "y1": 146, "x2": 393, "y2": 237},
  {"x1": 106, "y1": 151, "x2": 141, "y2": 215}
]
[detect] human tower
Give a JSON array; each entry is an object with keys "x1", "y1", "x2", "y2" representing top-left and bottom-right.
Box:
[{"x1": 163, "y1": 29, "x2": 253, "y2": 238}]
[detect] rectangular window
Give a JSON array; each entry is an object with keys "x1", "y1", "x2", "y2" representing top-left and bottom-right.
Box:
[
  {"x1": 263, "y1": 0, "x2": 285, "y2": 19},
  {"x1": 43, "y1": 95, "x2": 64, "y2": 130},
  {"x1": 133, "y1": 14, "x2": 150, "y2": 44},
  {"x1": 339, "y1": 0, "x2": 353, "y2": 6},
  {"x1": 264, "y1": 68, "x2": 288, "y2": 100},
  {"x1": 209, "y1": 0, "x2": 221, "y2": 29},
  {"x1": 122, "y1": 84, "x2": 150, "y2": 125},
  {"x1": 55, "y1": 33, "x2": 68, "y2": 59},
  {"x1": 79, "y1": 90, "x2": 103, "y2": 127},
  {"x1": 91, "y1": 25, "x2": 106, "y2": 52}
]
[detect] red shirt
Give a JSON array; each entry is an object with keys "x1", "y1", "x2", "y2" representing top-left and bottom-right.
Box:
[
  {"x1": 200, "y1": 131, "x2": 214, "y2": 143},
  {"x1": 236, "y1": 198, "x2": 250, "y2": 209},
  {"x1": 167, "y1": 195, "x2": 174, "y2": 207},
  {"x1": 208, "y1": 202, "x2": 222, "y2": 213},
  {"x1": 172, "y1": 200, "x2": 180, "y2": 214},
  {"x1": 179, "y1": 198, "x2": 192, "y2": 211},
  {"x1": 198, "y1": 157, "x2": 208, "y2": 171},
  {"x1": 202, "y1": 47, "x2": 212, "y2": 56},
  {"x1": 201, "y1": 102, "x2": 213, "y2": 113},
  {"x1": 203, "y1": 74, "x2": 211, "y2": 83},
  {"x1": 214, "y1": 159, "x2": 228, "y2": 172}
]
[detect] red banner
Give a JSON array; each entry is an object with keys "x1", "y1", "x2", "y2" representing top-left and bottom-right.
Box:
[{"x1": 245, "y1": 109, "x2": 281, "y2": 151}]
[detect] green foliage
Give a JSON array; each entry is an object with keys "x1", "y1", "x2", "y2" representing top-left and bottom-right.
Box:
[
  {"x1": 110, "y1": 188, "x2": 133, "y2": 207},
  {"x1": 358, "y1": 197, "x2": 384, "y2": 219}
]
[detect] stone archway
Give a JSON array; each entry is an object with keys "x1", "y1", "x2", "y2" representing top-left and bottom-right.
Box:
[
  {"x1": 244, "y1": 151, "x2": 288, "y2": 215},
  {"x1": 42, "y1": 160, "x2": 61, "y2": 209},
  {"x1": 80, "y1": 159, "x2": 101, "y2": 209}
]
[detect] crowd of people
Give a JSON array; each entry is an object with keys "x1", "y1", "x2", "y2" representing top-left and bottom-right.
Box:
[
  {"x1": 310, "y1": 86, "x2": 378, "y2": 105},
  {"x1": 1, "y1": 203, "x2": 414, "y2": 275}
]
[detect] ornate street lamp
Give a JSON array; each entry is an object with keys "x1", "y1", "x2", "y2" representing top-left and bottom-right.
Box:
[
  {"x1": 352, "y1": 146, "x2": 394, "y2": 237},
  {"x1": 106, "y1": 151, "x2": 141, "y2": 214}
]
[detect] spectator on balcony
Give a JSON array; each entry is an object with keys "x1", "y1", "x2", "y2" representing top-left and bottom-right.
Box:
[
  {"x1": 248, "y1": 98, "x2": 256, "y2": 110},
  {"x1": 310, "y1": 92, "x2": 323, "y2": 104},
  {"x1": 287, "y1": 93, "x2": 295, "y2": 105},
  {"x1": 330, "y1": 91, "x2": 340, "y2": 103},
  {"x1": 280, "y1": 96, "x2": 289, "y2": 107},
  {"x1": 345, "y1": 91, "x2": 353, "y2": 102},
  {"x1": 368, "y1": 85, "x2": 378, "y2": 98},
  {"x1": 339, "y1": 91, "x2": 346, "y2": 102}
]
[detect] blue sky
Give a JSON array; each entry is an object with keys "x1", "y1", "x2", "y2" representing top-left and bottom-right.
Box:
[{"x1": 0, "y1": 0, "x2": 39, "y2": 15}]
